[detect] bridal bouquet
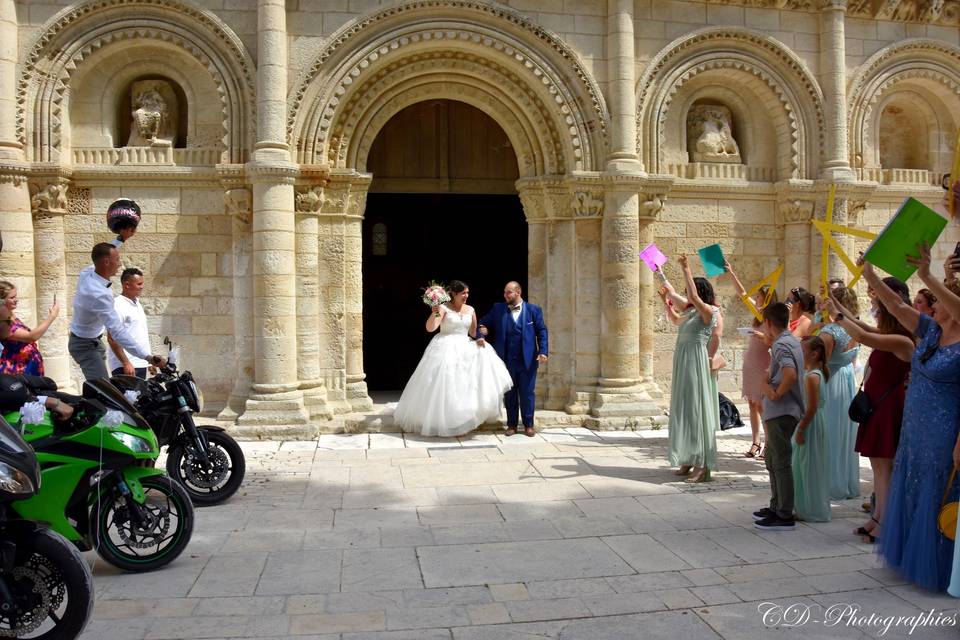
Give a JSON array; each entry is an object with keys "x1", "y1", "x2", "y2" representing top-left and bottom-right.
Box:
[{"x1": 422, "y1": 282, "x2": 450, "y2": 317}]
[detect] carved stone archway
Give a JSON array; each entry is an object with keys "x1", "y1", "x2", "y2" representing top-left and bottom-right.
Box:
[
  {"x1": 289, "y1": 1, "x2": 613, "y2": 414},
  {"x1": 847, "y1": 39, "x2": 960, "y2": 184},
  {"x1": 17, "y1": 0, "x2": 256, "y2": 163},
  {"x1": 637, "y1": 27, "x2": 826, "y2": 180}
]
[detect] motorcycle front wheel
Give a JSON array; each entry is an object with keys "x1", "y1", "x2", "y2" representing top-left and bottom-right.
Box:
[
  {"x1": 92, "y1": 475, "x2": 194, "y2": 572},
  {"x1": 0, "y1": 527, "x2": 94, "y2": 639},
  {"x1": 166, "y1": 429, "x2": 246, "y2": 506}
]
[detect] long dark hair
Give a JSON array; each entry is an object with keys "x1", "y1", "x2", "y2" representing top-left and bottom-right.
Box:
[
  {"x1": 877, "y1": 277, "x2": 911, "y2": 338},
  {"x1": 802, "y1": 335, "x2": 831, "y2": 383},
  {"x1": 689, "y1": 277, "x2": 715, "y2": 306}
]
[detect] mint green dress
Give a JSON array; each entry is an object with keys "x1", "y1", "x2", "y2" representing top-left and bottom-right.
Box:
[
  {"x1": 792, "y1": 369, "x2": 831, "y2": 522},
  {"x1": 668, "y1": 307, "x2": 719, "y2": 470}
]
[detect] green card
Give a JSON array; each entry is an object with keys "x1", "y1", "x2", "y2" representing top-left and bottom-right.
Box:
[
  {"x1": 697, "y1": 243, "x2": 727, "y2": 277},
  {"x1": 863, "y1": 197, "x2": 948, "y2": 281}
]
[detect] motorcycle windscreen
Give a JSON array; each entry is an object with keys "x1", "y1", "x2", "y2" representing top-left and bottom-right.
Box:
[{"x1": 82, "y1": 379, "x2": 152, "y2": 431}]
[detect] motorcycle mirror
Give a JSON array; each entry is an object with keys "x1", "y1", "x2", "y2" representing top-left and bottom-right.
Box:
[
  {"x1": 163, "y1": 336, "x2": 171, "y2": 348},
  {"x1": 168, "y1": 346, "x2": 180, "y2": 366}
]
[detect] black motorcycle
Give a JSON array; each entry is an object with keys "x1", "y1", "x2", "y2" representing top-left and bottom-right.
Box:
[
  {"x1": 111, "y1": 344, "x2": 245, "y2": 506},
  {"x1": 0, "y1": 412, "x2": 94, "y2": 638}
]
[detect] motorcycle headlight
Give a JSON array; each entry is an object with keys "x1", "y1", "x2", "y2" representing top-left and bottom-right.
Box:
[
  {"x1": 0, "y1": 461, "x2": 35, "y2": 495},
  {"x1": 109, "y1": 431, "x2": 154, "y2": 453},
  {"x1": 188, "y1": 380, "x2": 204, "y2": 414}
]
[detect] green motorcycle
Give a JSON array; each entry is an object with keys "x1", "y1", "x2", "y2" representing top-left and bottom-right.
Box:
[{"x1": 6, "y1": 378, "x2": 194, "y2": 572}]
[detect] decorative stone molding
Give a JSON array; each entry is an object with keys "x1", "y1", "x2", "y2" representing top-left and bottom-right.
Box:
[
  {"x1": 295, "y1": 186, "x2": 325, "y2": 213},
  {"x1": 571, "y1": 191, "x2": 604, "y2": 218},
  {"x1": 17, "y1": 0, "x2": 256, "y2": 164},
  {"x1": 703, "y1": 0, "x2": 959, "y2": 24},
  {"x1": 29, "y1": 183, "x2": 68, "y2": 219},
  {"x1": 290, "y1": 1, "x2": 608, "y2": 173},
  {"x1": 224, "y1": 188, "x2": 251, "y2": 227},
  {"x1": 0, "y1": 163, "x2": 29, "y2": 186},
  {"x1": 636, "y1": 27, "x2": 826, "y2": 180},
  {"x1": 778, "y1": 198, "x2": 815, "y2": 223}
]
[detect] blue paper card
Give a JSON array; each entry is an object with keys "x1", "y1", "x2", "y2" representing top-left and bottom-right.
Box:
[{"x1": 697, "y1": 243, "x2": 727, "y2": 277}]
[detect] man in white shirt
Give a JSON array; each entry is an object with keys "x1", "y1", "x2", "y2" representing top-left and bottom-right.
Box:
[
  {"x1": 68, "y1": 242, "x2": 166, "y2": 381},
  {"x1": 107, "y1": 267, "x2": 151, "y2": 379}
]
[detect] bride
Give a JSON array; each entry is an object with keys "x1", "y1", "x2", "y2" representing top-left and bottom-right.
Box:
[{"x1": 393, "y1": 280, "x2": 513, "y2": 437}]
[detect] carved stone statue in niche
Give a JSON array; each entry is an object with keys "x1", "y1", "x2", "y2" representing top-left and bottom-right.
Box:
[
  {"x1": 126, "y1": 80, "x2": 178, "y2": 146},
  {"x1": 687, "y1": 104, "x2": 742, "y2": 164}
]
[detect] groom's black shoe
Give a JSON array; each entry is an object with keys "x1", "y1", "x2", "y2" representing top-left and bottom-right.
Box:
[{"x1": 504, "y1": 427, "x2": 518, "y2": 436}]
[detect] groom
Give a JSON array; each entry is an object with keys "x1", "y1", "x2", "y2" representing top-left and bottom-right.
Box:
[{"x1": 478, "y1": 281, "x2": 548, "y2": 437}]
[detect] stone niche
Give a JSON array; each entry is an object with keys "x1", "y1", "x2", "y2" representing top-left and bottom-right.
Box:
[
  {"x1": 116, "y1": 78, "x2": 187, "y2": 148},
  {"x1": 686, "y1": 103, "x2": 742, "y2": 164}
]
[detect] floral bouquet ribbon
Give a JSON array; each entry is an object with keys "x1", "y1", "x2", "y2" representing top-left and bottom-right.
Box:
[{"x1": 422, "y1": 282, "x2": 450, "y2": 318}]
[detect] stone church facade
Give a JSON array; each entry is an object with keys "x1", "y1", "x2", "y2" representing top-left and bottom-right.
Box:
[{"x1": 1, "y1": 0, "x2": 957, "y2": 434}]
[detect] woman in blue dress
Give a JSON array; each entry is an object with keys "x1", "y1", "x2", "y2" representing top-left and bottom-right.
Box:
[
  {"x1": 818, "y1": 286, "x2": 860, "y2": 501},
  {"x1": 863, "y1": 249, "x2": 960, "y2": 593}
]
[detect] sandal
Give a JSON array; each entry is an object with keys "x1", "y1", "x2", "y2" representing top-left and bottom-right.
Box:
[
  {"x1": 674, "y1": 465, "x2": 693, "y2": 476},
  {"x1": 757, "y1": 447, "x2": 765, "y2": 460},
  {"x1": 854, "y1": 516, "x2": 880, "y2": 537},
  {"x1": 744, "y1": 442, "x2": 762, "y2": 458}
]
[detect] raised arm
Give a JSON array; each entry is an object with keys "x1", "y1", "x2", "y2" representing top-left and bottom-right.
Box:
[
  {"x1": 679, "y1": 254, "x2": 715, "y2": 326},
  {"x1": 6, "y1": 300, "x2": 59, "y2": 343},
  {"x1": 910, "y1": 242, "x2": 960, "y2": 323},
  {"x1": 860, "y1": 258, "x2": 920, "y2": 334},
  {"x1": 658, "y1": 285, "x2": 684, "y2": 325},
  {"x1": 722, "y1": 259, "x2": 748, "y2": 298},
  {"x1": 821, "y1": 297, "x2": 914, "y2": 362}
]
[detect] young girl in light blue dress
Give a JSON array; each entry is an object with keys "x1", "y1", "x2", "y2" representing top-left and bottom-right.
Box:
[{"x1": 792, "y1": 336, "x2": 832, "y2": 522}]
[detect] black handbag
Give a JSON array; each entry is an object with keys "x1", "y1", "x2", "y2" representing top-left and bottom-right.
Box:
[
  {"x1": 718, "y1": 393, "x2": 744, "y2": 431},
  {"x1": 848, "y1": 377, "x2": 902, "y2": 425}
]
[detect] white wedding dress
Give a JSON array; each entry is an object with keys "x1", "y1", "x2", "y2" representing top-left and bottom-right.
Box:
[{"x1": 393, "y1": 306, "x2": 513, "y2": 436}]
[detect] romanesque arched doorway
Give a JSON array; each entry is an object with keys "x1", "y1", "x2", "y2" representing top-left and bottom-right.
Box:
[{"x1": 362, "y1": 99, "x2": 527, "y2": 391}]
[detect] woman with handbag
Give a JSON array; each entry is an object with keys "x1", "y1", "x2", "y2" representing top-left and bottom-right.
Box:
[
  {"x1": 862, "y1": 249, "x2": 960, "y2": 592},
  {"x1": 821, "y1": 278, "x2": 914, "y2": 544},
  {"x1": 659, "y1": 254, "x2": 722, "y2": 484},
  {"x1": 818, "y1": 286, "x2": 861, "y2": 501}
]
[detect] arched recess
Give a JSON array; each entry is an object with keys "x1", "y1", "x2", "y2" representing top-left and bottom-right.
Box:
[
  {"x1": 848, "y1": 39, "x2": 960, "y2": 182},
  {"x1": 637, "y1": 27, "x2": 826, "y2": 181},
  {"x1": 289, "y1": 0, "x2": 609, "y2": 175},
  {"x1": 18, "y1": 0, "x2": 256, "y2": 164}
]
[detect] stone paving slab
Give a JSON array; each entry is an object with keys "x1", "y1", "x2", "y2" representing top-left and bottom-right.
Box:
[{"x1": 80, "y1": 431, "x2": 958, "y2": 639}]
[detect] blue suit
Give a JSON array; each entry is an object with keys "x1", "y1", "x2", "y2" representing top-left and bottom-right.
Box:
[{"x1": 478, "y1": 301, "x2": 548, "y2": 428}]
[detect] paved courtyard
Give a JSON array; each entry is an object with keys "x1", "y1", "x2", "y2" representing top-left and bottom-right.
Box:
[{"x1": 82, "y1": 427, "x2": 959, "y2": 639}]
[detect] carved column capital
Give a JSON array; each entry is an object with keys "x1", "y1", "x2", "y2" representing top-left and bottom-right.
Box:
[
  {"x1": 29, "y1": 181, "x2": 68, "y2": 220},
  {"x1": 820, "y1": 0, "x2": 847, "y2": 11},
  {"x1": 778, "y1": 198, "x2": 816, "y2": 224}
]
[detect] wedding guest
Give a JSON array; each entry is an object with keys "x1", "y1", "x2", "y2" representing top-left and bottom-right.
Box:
[
  {"x1": 865, "y1": 247, "x2": 960, "y2": 592},
  {"x1": 914, "y1": 289, "x2": 936, "y2": 316},
  {"x1": 659, "y1": 254, "x2": 721, "y2": 483},
  {"x1": 0, "y1": 281, "x2": 59, "y2": 376},
  {"x1": 723, "y1": 259, "x2": 775, "y2": 459},
  {"x1": 753, "y1": 302, "x2": 804, "y2": 531},
  {"x1": 107, "y1": 268, "x2": 151, "y2": 379},
  {"x1": 792, "y1": 336, "x2": 831, "y2": 522},
  {"x1": 786, "y1": 287, "x2": 815, "y2": 338},
  {"x1": 819, "y1": 286, "x2": 861, "y2": 501},
  {"x1": 822, "y1": 278, "x2": 913, "y2": 543}
]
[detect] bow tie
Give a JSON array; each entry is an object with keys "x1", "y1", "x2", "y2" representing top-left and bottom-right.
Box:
[{"x1": 509, "y1": 304, "x2": 521, "y2": 311}]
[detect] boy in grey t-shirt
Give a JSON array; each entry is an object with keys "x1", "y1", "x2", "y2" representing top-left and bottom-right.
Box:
[{"x1": 754, "y1": 302, "x2": 804, "y2": 531}]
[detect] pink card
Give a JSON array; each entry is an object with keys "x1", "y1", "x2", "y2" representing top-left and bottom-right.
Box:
[{"x1": 639, "y1": 243, "x2": 668, "y2": 271}]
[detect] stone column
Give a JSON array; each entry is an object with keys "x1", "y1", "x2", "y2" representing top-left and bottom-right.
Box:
[
  {"x1": 218, "y1": 181, "x2": 254, "y2": 422},
  {"x1": 568, "y1": 188, "x2": 604, "y2": 414},
  {"x1": 518, "y1": 183, "x2": 550, "y2": 407},
  {"x1": 239, "y1": 0, "x2": 308, "y2": 427},
  {"x1": 343, "y1": 179, "x2": 371, "y2": 412},
  {"x1": 317, "y1": 173, "x2": 371, "y2": 414},
  {"x1": 543, "y1": 185, "x2": 576, "y2": 411},
  {"x1": 0, "y1": 1, "x2": 34, "y2": 320},
  {"x1": 777, "y1": 191, "x2": 815, "y2": 292},
  {"x1": 607, "y1": 0, "x2": 638, "y2": 166},
  {"x1": 819, "y1": 0, "x2": 855, "y2": 182},
  {"x1": 29, "y1": 178, "x2": 71, "y2": 390},
  {"x1": 295, "y1": 168, "x2": 332, "y2": 420},
  {"x1": 637, "y1": 185, "x2": 670, "y2": 393}
]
